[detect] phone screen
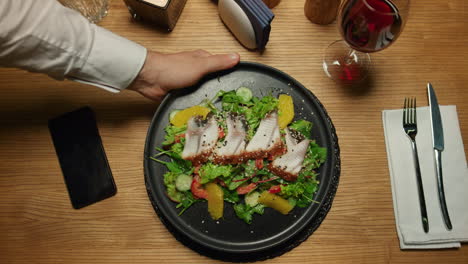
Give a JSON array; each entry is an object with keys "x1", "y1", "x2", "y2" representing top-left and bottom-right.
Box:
[{"x1": 48, "y1": 107, "x2": 117, "y2": 209}]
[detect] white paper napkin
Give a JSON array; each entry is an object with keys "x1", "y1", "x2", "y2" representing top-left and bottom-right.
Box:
[{"x1": 383, "y1": 105, "x2": 468, "y2": 249}]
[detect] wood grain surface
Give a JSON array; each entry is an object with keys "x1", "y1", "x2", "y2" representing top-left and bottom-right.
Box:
[{"x1": 1, "y1": 0, "x2": 467, "y2": 263}]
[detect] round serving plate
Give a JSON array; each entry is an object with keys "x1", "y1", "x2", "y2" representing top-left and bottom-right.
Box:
[{"x1": 144, "y1": 62, "x2": 340, "y2": 262}]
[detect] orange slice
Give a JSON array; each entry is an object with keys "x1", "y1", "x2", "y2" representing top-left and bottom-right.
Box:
[
  {"x1": 206, "y1": 182, "x2": 224, "y2": 220},
  {"x1": 170, "y1": 105, "x2": 211, "y2": 127},
  {"x1": 258, "y1": 191, "x2": 293, "y2": 215},
  {"x1": 278, "y1": 94, "x2": 294, "y2": 129}
]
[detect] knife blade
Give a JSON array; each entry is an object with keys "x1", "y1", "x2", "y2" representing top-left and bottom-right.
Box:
[{"x1": 427, "y1": 82, "x2": 453, "y2": 230}]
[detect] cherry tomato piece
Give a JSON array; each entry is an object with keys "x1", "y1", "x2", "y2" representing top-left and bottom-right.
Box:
[
  {"x1": 191, "y1": 175, "x2": 208, "y2": 199},
  {"x1": 237, "y1": 183, "x2": 257, "y2": 195}
]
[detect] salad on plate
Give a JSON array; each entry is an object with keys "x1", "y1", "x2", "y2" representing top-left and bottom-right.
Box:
[{"x1": 151, "y1": 87, "x2": 327, "y2": 224}]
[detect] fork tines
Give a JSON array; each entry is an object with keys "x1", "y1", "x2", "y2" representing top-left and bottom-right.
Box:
[{"x1": 403, "y1": 97, "x2": 417, "y2": 125}]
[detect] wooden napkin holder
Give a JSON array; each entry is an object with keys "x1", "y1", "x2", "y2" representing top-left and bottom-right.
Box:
[{"x1": 123, "y1": 0, "x2": 187, "y2": 31}]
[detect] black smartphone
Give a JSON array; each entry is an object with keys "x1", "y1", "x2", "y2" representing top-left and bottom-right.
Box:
[{"x1": 48, "y1": 107, "x2": 117, "y2": 209}]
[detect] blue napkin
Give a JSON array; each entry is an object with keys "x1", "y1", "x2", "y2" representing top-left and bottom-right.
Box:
[{"x1": 234, "y1": 0, "x2": 274, "y2": 50}]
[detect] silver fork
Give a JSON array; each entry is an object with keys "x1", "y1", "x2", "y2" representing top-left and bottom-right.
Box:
[{"x1": 403, "y1": 97, "x2": 429, "y2": 233}]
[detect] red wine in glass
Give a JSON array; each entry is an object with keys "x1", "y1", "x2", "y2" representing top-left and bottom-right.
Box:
[
  {"x1": 340, "y1": 0, "x2": 403, "y2": 52},
  {"x1": 323, "y1": 0, "x2": 409, "y2": 85}
]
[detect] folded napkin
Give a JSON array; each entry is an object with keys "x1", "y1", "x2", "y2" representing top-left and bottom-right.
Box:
[
  {"x1": 383, "y1": 105, "x2": 468, "y2": 249},
  {"x1": 234, "y1": 0, "x2": 274, "y2": 49}
]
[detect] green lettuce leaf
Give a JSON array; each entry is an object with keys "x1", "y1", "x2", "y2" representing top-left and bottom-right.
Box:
[
  {"x1": 162, "y1": 124, "x2": 186, "y2": 146},
  {"x1": 199, "y1": 162, "x2": 233, "y2": 184},
  {"x1": 218, "y1": 90, "x2": 278, "y2": 139},
  {"x1": 280, "y1": 178, "x2": 319, "y2": 207},
  {"x1": 162, "y1": 171, "x2": 183, "y2": 202},
  {"x1": 223, "y1": 187, "x2": 240, "y2": 203},
  {"x1": 246, "y1": 96, "x2": 278, "y2": 138},
  {"x1": 176, "y1": 191, "x2": 200, "y2": 215},
  {"x1": 302, "y1": 141, "x2": 327, "y2": 171},
  {"x1": 289, "y1": 120, "x2": 313, "y2": 138},
  {"x1": 233, "y1": 203, "x2": 265, "y2": 224}
]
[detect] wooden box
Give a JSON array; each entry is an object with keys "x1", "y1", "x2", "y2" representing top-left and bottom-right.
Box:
[{"x1": 123, "y1": 0, "x2": 188, "y2": 31}]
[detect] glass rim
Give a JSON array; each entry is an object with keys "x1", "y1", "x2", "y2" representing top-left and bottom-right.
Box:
[{"x1": 362, "y1": 0, "x2": 409, "y2": 16}]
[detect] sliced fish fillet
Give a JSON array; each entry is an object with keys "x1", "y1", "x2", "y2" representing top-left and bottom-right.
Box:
[
  {"x1": 269, "y1": 129, "x2": 310, "y2": 181},
  {"x1": 213, "y1": 114, "x2": 247, "y2": 164},
  {"x1": 244, "y1": 112, "x2": 283, "y2": 160},
  {"x1": 181, "y1": 116, "x2": 219, "y2": 165}
]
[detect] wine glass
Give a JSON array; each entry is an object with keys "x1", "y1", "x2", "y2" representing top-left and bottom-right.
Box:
[
  {"x1": 323, "y1": 0, "x2": 410, "y2": 84},
  {"x1": 58, "y1": 0, "x2": 109, "y2": 23}
]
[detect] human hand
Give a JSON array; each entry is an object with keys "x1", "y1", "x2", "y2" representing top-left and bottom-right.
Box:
[{"x1": 128, "y1": 50, "x2": 240, "y2": 101}]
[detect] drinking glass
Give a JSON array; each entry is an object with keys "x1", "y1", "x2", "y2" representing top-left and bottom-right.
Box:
[
  {"x1": 58, "y1": 0, "x2": 109, "y2": 23},
  {"x1": 323, "y1": 0, "x2": 410, "y2": 84}
]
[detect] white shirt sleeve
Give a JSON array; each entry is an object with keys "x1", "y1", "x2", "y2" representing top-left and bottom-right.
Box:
[{"x1": 0, "y1": 0, "x2": 147, "y2": 93}]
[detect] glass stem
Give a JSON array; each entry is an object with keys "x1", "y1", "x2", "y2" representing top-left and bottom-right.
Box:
[{"x1": 345, "y1": 49, "x2": 356, "y2": 65}]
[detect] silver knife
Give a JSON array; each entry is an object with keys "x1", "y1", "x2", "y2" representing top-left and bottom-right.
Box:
[{"x1": 427, "y1": 83, "x2": 452, "y2": 230}]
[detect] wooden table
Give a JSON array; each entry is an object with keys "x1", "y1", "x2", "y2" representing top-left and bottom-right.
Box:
[{"x1": 1, "y1": 0, "x2": 467, "y2": 263}]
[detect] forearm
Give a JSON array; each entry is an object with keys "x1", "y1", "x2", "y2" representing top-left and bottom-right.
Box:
[{"x1": 0, "y1": 0, "x2": 147, "y2": 92}]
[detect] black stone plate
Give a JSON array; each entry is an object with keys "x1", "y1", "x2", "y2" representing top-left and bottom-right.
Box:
[{"x1": 144, "y1": 62, "x2": 340, "y2": 262}]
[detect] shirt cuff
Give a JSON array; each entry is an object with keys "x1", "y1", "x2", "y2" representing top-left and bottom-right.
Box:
[{"x1": 68, "y1": 25, "x2": 147, "y2": 93}]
